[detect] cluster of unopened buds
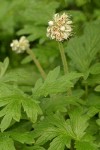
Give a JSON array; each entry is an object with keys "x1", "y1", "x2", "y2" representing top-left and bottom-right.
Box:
[
  {"x1": 10, "y1": 36, "x2": 30, "y2": 53},
  {"x1": 47, "y1": 13, "x2": 72, "y2": 41}
]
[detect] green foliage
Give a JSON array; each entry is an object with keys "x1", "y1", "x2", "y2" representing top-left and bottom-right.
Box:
[
  {"x1": 0, "y1": 0, "x2": 100, "y2": 149},
  {"x1": 65, "y1": 22, "x2": 100, "y2": 75},
  {"x1": 0, "y1": 133, "x2": 15, "y2": 150},
  {"x1": 32, "y1": 67, "x2": 82, "y2": 99}
]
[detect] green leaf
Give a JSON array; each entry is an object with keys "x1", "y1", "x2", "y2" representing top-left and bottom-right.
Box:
[
  {"x1": 87, "y1": 74, "x2": 100, "y2": 86},
  {"x1": 36, "y1": 127, "x2": 57, "y2": 145},
  {"x1": 95, "y1": 85, "x2": 100, "y2": 92},
  {"x1": 1, "y1": 67, "x2": 37, "y2": 86},
  {"x1": 10, "y1": 131, "x2": 35, "y2": 144},
  {"x1": 17, "y1": 25, "x2": 46, "y2": 42},
  {"x1": 22, "y1": 96, "x2": 42, "y2": 123},
  {"x1": 22, "y1": 145, "x2": 45, "y2": 150},
  {"x1": 0, "y1": 133, "x2": 15, "y2": 150},
  {"x1": 32, "y1": 67, "x2": 82, "y2": 99},
  {"x1": 96, "y1": 119, "x2": 100, "y2": 126},
  {"x1": 89, "y1": 63, "x2": 100, "y2": 74},
  {"x1": 87, "y1": 107, "x2": 99, "y2": 118},
  {"x1": 0, "y1": 57, "x2": 9, "y2": 78},
  {"x1": 87, "y1": 93, "x2": 100, "y2": 108},
  {"x1": 41, "y1": 95, "x2": 84, "y2": 114},
  {"x1": 75, "y1": 0, "x2": 89, "y2": 6},
  {"x1": 75, "y1": 141, "x2": 98, "y2": 150},
  {"x1": 33, "y1": 41, "x2": 59, "y2": 66},
  {"x1": 34, "y1": 114, "x2": 71, "y2": 149},
  {"x1": 0, "y1": 86, "x2": 42, "y2": 131},
  {"x1": 66, "y1": 23, "x2": 100, "y2": 73},
  {"x1": 21, "y1": 55, "x2": 32, "y2": 64},
  {"x1": 48, "y1": 136, "x2": 65, "y2": 150},
  {"x1": 66, "y1": 108, "x2": 89, "y2": 140}
]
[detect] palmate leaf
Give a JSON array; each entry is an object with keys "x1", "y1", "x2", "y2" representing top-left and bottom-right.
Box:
[
  {"x1": 87, "y1": 74, "x2": 100, "y2": 86},
  {"x1": 0, "y1": 133, "x2": 15, "y2": 150},
  {"x1": 34, "y1": 114, "x2": 71, "y2": 149},
  {"x1": 48, "y1": 136, "x2": 65, "y2": 150},
  {"x1": 17, "y1": 25, "x2": 46, "y2": 42},
  {"x1": 10, "y1": 131, "x2": 35, "y2": 144},
  {"x1": 0, "y1": 57, "x2": 9, "y2": 78},
  {"x1": 0, "y1": 130, "x2": 35, "y2": 150},
  {"x1": 17, "y1": 0, "x2": 59, "y2": 42},
  {"x1": 65, "y1": 22, "x2": 100, "y2": 73},
  {"x1": 75, "y1": 141, "x2": 98, "y2": 150},
  {"x1": 0, "y1": 85, "x2": 42, "y2": 132},
  {"x1": 41, "y1": 95, "x2": 84, "y2": 114},
  {"x1": 89, "y1": 63, "x2": 100, "y2": 75},
  {"x1": 20, "y1": 0, "x2": 59, "y2": 25},
  {"x1": 65, "y1": 108, "x2": 89, "y2": 140},
  {"x1": 1, "y1": 66, "x2": 38, "y2": 86},
  {"x1": 32, "y1": 67, "x2": 82, "y2": 99}
]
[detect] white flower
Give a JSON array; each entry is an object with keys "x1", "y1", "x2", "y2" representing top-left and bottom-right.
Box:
[
  {"x1": 10, "y1": 36, "x2": 30, "y2": 53},
  {"x1": 60, "y1": 26, "x2": 65, "y2": 31},
  {"x1": 47, "y1": 13, "x2": 72, "y2": 41},
  {"x1": 48, "y1": 21, "x2": 54, "y2": 26},
  {"x1": 10, "y1": 40, "x2": 19, "y2": 51}
]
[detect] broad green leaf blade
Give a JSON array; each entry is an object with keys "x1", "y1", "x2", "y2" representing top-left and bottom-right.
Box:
[
  {"x1": 0, "y1": 133, "x2": 15, "y2": 150},
  {"x1": 75, "y1": 141, "x2": 98, "y2": 150},
  {"x1": 87, "y1": 107, "x2": 99, "y2": 117},
  {"x1": 22, "y1": 97, "x2": 42, "y2": 123},
  {"x1": 0, "y1": 86, "x2": 42, "y2": 131},
  {"x1": 0, "y1": 57, "x2": 9, "y2": 78},
  {"x1": 41, "y1": 95, "x2": 83, "y2": 114},
  {"x1": 34, "y1": 114, "x2": 71, "y2": 149},
  {"x1": 48, "y1": 136, "x2": 65, "y2": 150},
  {"x1": 89, "y1": 63, "x2": 100, "y2": 74},
  {"x1": 66, "y1": 23, "x2": 100, "y2": 73},
  {"x1": 32, "y1": 68, "x2": 82, "y2": 99},
  {"x1": 1, "y1": 67, "x2": 37, "y2": 86},
  {"x1": 10, "y1": 131, "x2": 35, "y2": 144},
  {"x1": 95, "y1": 85, "x2": 100, "y2": 92},
  {"x1": 36, "y1": 127, "x2": 57, "y2": 145},
  {"x1": 66, "y1": 108, "x2": 89, "y2": 140},
  {"x1": 45, "y1": 66, "x2": 60, "y2": 83}
]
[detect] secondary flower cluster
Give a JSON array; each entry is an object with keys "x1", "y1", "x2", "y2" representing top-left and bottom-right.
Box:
[
  {"x1": 47, "y1": 13, "x2": 72, "y2": 41},
  {"x1": 10, "y1": 36, "x2": 30, "y2": 53}
]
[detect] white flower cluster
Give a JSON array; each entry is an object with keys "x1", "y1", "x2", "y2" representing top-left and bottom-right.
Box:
[
  {"x1": 47, "y1": 13, "x2": 72, "y2": 41},
  {"x1": 10, "y1": 36, "x2": 30, "y2": 53}
]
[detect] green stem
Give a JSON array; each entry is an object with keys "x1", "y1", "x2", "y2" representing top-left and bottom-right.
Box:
[
  {"x1": 26, "y1": 49, "x2": 46, "y2": 80},
  {"x1": 58, "y1": 42, "x2": 72, "y2": 95},
  {"x1": 58, "y1": 42, "x2": 69, "y2": 74}
]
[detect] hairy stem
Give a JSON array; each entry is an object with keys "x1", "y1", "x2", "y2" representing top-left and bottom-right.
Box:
[
  {"x1": 26, "y1": 49, "x2": 46, "y2": 80},
  {"x1": 58, "y1": 42, "x2": 72, "y2": 95},
  {"x1": 58, "y1": 42, "x2": 69, "y2": 74}
]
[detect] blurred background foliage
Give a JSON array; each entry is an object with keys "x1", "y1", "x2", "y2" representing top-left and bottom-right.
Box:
[{"x1": 0, "y1": 0, "x2": 100, "y2": 69}]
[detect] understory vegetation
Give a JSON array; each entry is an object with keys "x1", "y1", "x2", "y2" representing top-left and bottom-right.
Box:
[{"x1": 0, "y1": 0, "x2": 100, "y2": 150}]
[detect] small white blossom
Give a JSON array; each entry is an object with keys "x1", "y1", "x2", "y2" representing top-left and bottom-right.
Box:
[
  {"x1": 60, "y1": 26, "x2": 65, "y2": 31},
  {"x1": 48, "y1": 21, "x2": 54, "y2": 26},
  {"x1": 10, "y1": 36, "x2": 30, "y2": 53},
  {"x1": 47, "y1": 13, "x2": 72, "y2": 41}
]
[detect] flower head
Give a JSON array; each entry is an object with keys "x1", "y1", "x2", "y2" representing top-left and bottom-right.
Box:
[
  {"x1": 10, "y1": 36, "x2": 30, "y2": 53},
  {"x1": 47, "y1": 13, "x2": 72, "y2": 41}
]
